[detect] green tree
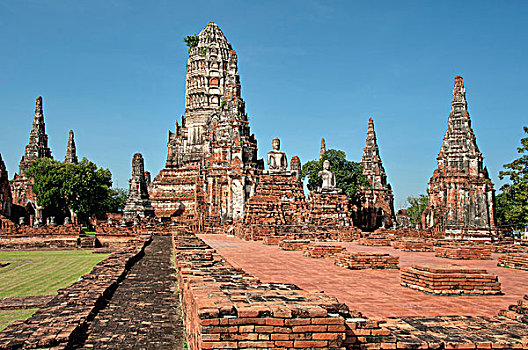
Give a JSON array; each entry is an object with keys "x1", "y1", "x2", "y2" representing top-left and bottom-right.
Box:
[
  {"x1": 301, "y1": 149, "x2": 369, "y2": 204},
  {"x1": 184, "y1": 34, "x2": 199, "y2": 52},
  {"x1": 405, "y1": 194, "x2": 429, "y2": 226},
  {"x1": 496, "y1": 126, "x2": 528, "y2": 229},
  {"x1": 105, "y1": 188, "x2": 128, "y2": 213},
  {"x1": 28, "y1": 158, "x2": 114, "y2": 225},
  {"x1": 27, "y1": 158, "x2": 68, "y2": 215}
]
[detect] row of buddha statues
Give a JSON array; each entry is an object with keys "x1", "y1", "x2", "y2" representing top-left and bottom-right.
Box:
[{"x1": 265, "y1": 137, "x2": 341, "y2": 194}]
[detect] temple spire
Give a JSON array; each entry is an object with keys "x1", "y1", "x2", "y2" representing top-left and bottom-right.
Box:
[
  {"x1": 359, "y1": 117, "x2": 395, "y2": 230},
  {"x1": 18, "y1": 96, "x2": 53, "y2": 175},
  {"x1": 451, "y1": 75, "x2": 467, "y2": 109},
  {"x1": 64, "y1": 130, "x2": 78, "y2": 164},
  {"x1": 423, "y1": 75, "x2": 496, "y2": 235},
  {"x1": 439, "y1": 75, "x2": 481, "y2": 175},
  {"x1": 361, "y1": 117, "x2": 383, "y2": 173},
  {"x1": 319, "y1": 138, "x2": 326, "y2": 160}
]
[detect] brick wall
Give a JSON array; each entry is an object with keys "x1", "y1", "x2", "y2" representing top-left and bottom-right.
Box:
[{"x1": 172, "y1": 230, "x2": 360, "y2": 350}]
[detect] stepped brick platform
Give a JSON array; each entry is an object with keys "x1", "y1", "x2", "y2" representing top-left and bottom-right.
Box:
[
  {"x1": 334, "y1": 252, "x2": 399, "y2": 270},
  {"x1": 279, "y1": 239, "x2": 311, "y2": 251},
  {"x1": 435, "y1": 245, "x2": 492, "y2": 260},
  {"x1": 401, "y1": 264, "x2": 502, "y2": 295},
  {"x1": 498, "y1": 253, "x2": 528, "y2": 271},
  {"x1": 307, "y1": 192, "x2": 353, "y2": 227},
  {"x1": 149, "y1": 167, "x2": 200, "y2": 220},
  {"x1": 357, "y1": 235, "x2": 391, "y2": 246},
  {"x1": 0, "y1": 236, "x2": 150, "y2": 349},
  {"x1": 173, "y1": 230, "x2": 355, "y2": 350},
  {"x1": 492, "y1": 243, "x2": 528, "y2": 254},
  {"x1": 243, "y1": 173, "x2": 306, "y2": 227},
  {"x1": 263, "y1": 235, "x2": 286, "y2": 245},
  {"x1": 499, "y1": 294, "x2": 528, "y2": 323},
  {"x1": 392, "y1": 238, "x2": 434, "y2": 252},
  {"x1": 303, "y1": 244, "x2": 345, "y2": 258}
]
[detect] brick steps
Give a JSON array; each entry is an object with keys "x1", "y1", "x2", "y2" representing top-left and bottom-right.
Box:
[
  {"x1": 279, "y1": 239, "x2": 311, "y2": 251},
  {"x1": 334, "y1": 252, "x2": 399, "y2": 270},
  {"x1": 392, "y1": 239, "x2": 434, "y2": 252},
  {"x1": 435, "y1": 245, "x2": 492, "y2": 260},
  {"x1": 303, "y1": 244, "x2": 345, "y2": 258},
  {"x1": 401, "y1": 264, "x2": 501, "y2": 295},
  {"x1": 498, "y1": 253, "x2": 528, "y2": 270}
]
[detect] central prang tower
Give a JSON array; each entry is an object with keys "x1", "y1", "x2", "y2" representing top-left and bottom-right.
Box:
[{"x1": 150, "y1": 22, "x2": 262, "y2": 225}]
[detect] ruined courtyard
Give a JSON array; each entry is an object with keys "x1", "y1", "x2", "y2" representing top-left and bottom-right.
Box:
[{"x1": 0, "y1": 20, "x2": 527, "y2": 350}]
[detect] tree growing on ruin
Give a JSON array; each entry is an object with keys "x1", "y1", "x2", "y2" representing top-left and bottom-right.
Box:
[
  {"x1": 496, "y1": 126, "x2": 528, "y2": 229},
  {"x1": 301, "y1": 149, "x2": 369, "y2": 205},
  {"x1": 184, "y1": 34, "x2": 199, "y2": 51},
  {"x1": 405, "y1": 194, "x2": 429, "y2": 226},
  {"x1": 28, "y1": 158, "x2": 116, "y2": 225}
]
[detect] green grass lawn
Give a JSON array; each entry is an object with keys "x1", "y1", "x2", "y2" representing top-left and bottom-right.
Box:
[
  {"x1": 0, "y1": 250, "x2": 108, "y2": 298},
  {"x1": 0, "y1": 250, "x2": 108, "y2": 330},
  {"x1": 0, "y1": 308, "x2": 38, "y2": 331}
]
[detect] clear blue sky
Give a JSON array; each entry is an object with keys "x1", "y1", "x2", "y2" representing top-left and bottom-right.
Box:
[{"x1": 1, "y1": 0, "x2": 527, "y2": 208}]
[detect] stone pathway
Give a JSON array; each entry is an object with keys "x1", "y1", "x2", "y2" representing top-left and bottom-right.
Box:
[{"x1": 74, "y1": 236, "x2": 184, "y2": 349}]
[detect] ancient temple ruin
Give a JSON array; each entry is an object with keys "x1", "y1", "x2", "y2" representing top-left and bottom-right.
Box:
[
  {"x1": 64, "y1": 130, "x2": 78, "y2": 164},
  {"x1": 241, "y1": 138, "x2": 306, "y2": 232},
  {"x1": 10, "y1": 97, "x2": 53, "y2": 225},
  {"x1": 17, "y1": 97, "x2": 53, "y2": 175},
  {"x1": 0, "y1": 154, "x2": 12, "y2": 219},
  {"x1": 357, "y1": 118, "x2": 395, "y2": 230},
  {"x1": 150, "y1": 22, "x2": 262, "y2": 224},
  {"x1": 422, "y1": 76, "x2": 496, "y2": 236},
  {"x1": 123, "y1": 153, "x2": 155, "y2": 221}
]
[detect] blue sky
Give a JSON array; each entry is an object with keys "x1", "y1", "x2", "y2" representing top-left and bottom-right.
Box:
[{"x1": 0, "y1": 0, "x2": 527, "y2": 208}]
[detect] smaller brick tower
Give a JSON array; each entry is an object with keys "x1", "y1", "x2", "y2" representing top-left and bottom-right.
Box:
[
  {"x1": 64, "y1": 130, "x2": 78, "y2": 164},
  {"x1": 11, "y1": 97, "x2": 54, "y2": 225},
  {"x1": 18, "y1": 96, "x2": 53, "y2": 175},
  {"x1": 0, "y1": 153, "x2": 12, "y2": 218},
  {"x1": 358, "y1": 118, "x2": 395, "y2": 230},
  {"x1": 123, "y1": 153, "x2": 155, "y2": 221}
]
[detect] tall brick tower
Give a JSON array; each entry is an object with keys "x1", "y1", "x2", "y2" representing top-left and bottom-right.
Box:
[
  {"x1": 150, "y1": 23, "x2": 262, "y2": 224},
  {"x1": 358, "y1": 118, "x2": 395, "y2": 230},
  {"x1": 422, "y1": 76, "x2": 496, "y2": 236}
]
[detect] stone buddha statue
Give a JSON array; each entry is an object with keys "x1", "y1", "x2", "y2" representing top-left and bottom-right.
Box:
[
  {"x1": 267, "y1": 137, "x2": 288, "y2": 171},
  {"x1": 318, "y1": 160, "x2": 341, "y2": 193}
]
